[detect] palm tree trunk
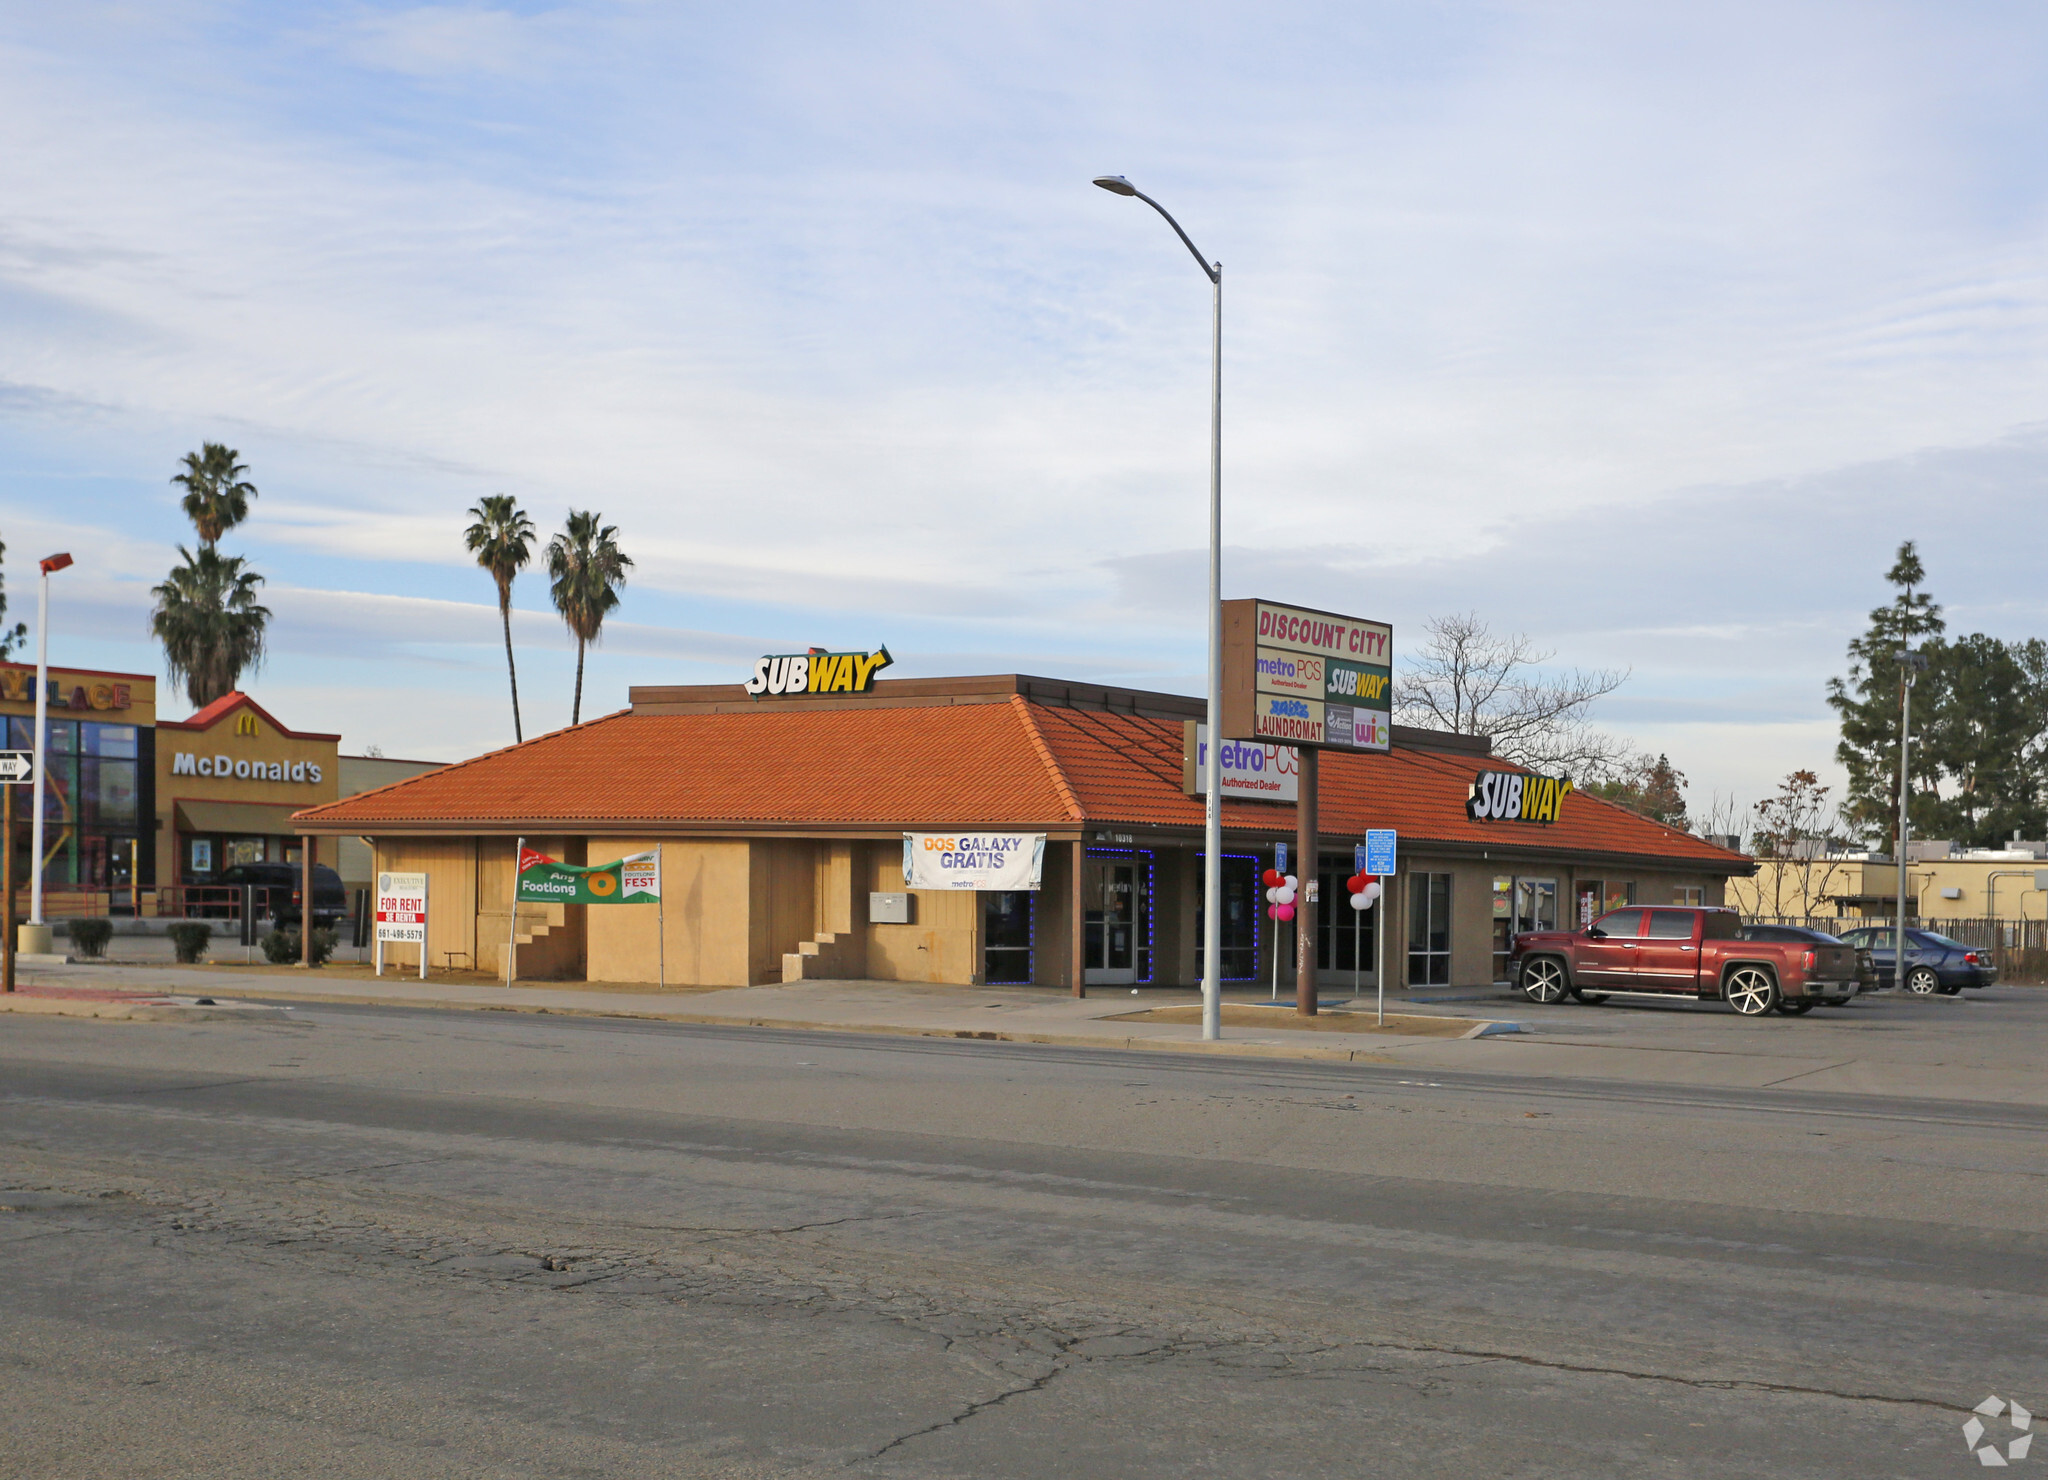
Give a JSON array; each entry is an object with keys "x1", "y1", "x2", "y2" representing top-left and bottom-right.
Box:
[
  {"x1": 500, "y1": 596, "x2": 523, "y2": 743},
  {"x1": 572, "y1": 638, "x2": 586, "y2": 726}
]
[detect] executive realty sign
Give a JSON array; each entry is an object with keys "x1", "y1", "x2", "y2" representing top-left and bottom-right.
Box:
[{"x1": 1220, "y1": 599, "x2": 1392, "y2": 752}]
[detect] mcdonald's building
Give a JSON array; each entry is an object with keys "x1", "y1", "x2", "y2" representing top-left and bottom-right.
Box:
[{"x1": 1, "y1": 661, "x2": 436, "y2": 916}]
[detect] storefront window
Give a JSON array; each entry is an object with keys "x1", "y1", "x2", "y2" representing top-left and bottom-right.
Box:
[
  {"x1": 982, "y1": 891, "x2": 1033, "y2": 984},
  {"x1": 1493, "y1": 875, "x2": 1514, "y2": 982},
  {"x1": 1408, "y1": 872, "x2": 1452, "y2": 986},
  {"x1": 1676, "y1": 886, "x2": 1704, "y2": 906},
  {"x1": 1515, "y1": 878, "x2": 1557, "y2": 935},
  {"x1": 225, "y1": 837, "x2": 267, "y2": 868},
  {"x1": 1577, "y1": 881, "x2": 1603, "y2": 927},
  {"x1": 5, "y1": 715, "x2": 142, "y2": 894},
  {"x1": 1196, "y1": 853, "x2": 1260, "y2": 981},
  {"x1": 1605, "y1": 882, "x2": 1636, "y2": 912},
  {"x1": 1316, "y1": 856, "x2": 1377, "y2": 979}
]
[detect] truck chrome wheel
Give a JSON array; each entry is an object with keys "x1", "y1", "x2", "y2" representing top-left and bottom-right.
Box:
[
  {"x1": 1725, "y1": 967, "x2": 1779, "y2": 1016},
  {"x1": 1521, "y1": 957, "x2": 1568, "y2": 1003},
  {"x1": 1906, "y1": 967, "x2": 1939, "y2": 996}
]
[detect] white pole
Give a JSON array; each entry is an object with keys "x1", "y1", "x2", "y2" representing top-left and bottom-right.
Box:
[
  {"x1": 1201, "y1": 262, "x2": 1223, "y2": 1040},
  {"x1": 657, "y1": 843, "x2": 665, "y2": 991},
  {"x1": 507, "y1": 836, "x2": 523, "y2": 987},
  {"x1": 29, "y1": 567, "x2": 49, "y2": 927},
  {"x1": 418, "y1": 873, "x2": 428, "y2": 980},
  {"x1": 1376, "y1": 877, "x2": 1387, "y2": 1027},
  {"x1": 1896, "y1": 666, "x2": 1913, "y2": 990}
]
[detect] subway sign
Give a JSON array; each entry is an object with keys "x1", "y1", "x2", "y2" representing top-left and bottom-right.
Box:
[
  {"x1": 1467, "y1": 769, "x2": 1573, "y2": 825},
  {"x1": 744, "y1": 645, "x2": 894, "y2": 697}
]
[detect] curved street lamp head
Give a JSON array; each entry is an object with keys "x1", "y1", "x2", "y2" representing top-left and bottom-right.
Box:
[{"x1": 1092, "y1": 175, "x2": 1137, "y2": 196}]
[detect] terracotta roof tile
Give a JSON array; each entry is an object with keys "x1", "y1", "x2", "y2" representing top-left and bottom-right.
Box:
[{"x1": 294, "y1": 698, "x2": 1745, "y2": 869}]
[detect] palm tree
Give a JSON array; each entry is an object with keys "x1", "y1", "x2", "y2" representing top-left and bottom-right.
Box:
[
  {"x1": 149, "y1": 547, "x2": 271, "y2": 707},
  {"x1": 463, "y1": 495, "x2": 537, "y2": 742},
  {"x1": 546, "y1": 510, "x2": 632, "y2": 726},
  {"x1": 171, "y1": 443, "x2": 258, "y2": 548}
]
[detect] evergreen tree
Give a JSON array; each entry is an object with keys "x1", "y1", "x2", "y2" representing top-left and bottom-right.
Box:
[
  {"x1": 1583, "y1": 753, "x2": 1689, "y2": 829},
  {"x1": 1825, "y1": 542, "x2": 1945, "y2": 851},
  {"x1": 1919, "y1": 634, "x2": 2048, "y2": 846}
]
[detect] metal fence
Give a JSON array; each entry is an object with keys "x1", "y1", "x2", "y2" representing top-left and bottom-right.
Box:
[{"x1": 1747, "y1": 916, "x2": 2048, "y2": 984}]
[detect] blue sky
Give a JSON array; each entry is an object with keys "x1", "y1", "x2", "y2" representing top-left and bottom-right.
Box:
[{"x1": 4, "y1": 2, "x2": 2048, "y2": 819}]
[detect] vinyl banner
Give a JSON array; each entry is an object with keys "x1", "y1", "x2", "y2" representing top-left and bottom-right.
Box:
[
  {"x1": 902, "y1": 833, "x2": 1047, "y2": 891},
  {"x1": 516, "y1": 847, "x2": 662, "y2": 904}
]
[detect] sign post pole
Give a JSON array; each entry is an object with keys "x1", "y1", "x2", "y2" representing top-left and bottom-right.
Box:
[
  {"x1": 1365, "y1": 830, "x2": 1398, "y2": 1027},
  {"x1": 657, "y1": 844, "x2": 665, "y2": 991},
  {"x1": 508, "y1": 837, "x2": 523, "y2": 988},
  {"x1": 3, "y1": 781, "x2": 14, "y2": 993},
  {"x1": 1353, "y1": 841, "x2": 1365, "y2": 1001},
  {"x1": 1295, "y1": 751, "x2": 1318, "y2": 1016}
]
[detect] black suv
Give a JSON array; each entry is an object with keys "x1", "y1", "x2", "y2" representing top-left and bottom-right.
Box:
[{"x1": 215, "y1": 862, "x2": 348, "y2": 929}]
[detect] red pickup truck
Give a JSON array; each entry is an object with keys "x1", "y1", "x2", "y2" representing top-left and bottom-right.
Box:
[{"x1": 1510, "y1": 905, "x2": 1861, "y2": 1016}]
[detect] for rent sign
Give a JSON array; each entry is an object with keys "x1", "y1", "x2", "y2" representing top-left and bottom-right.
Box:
[
  {"x1": 901, "y1": 833, "x2": 1046, "y2": 891},
  {"x1": 1221, "y1": 599, "x2": 1393, "y2": 752}
]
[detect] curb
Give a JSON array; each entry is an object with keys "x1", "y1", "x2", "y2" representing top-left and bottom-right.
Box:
[
  {"x1": 0, "y1": 994, "x2": 293, "y2": 1022},
  {"x1": 59, "y1": 982, "x2": 1525, "y2": 1062}
]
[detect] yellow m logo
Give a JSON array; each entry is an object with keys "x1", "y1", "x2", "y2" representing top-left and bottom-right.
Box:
[{"x1": 234, "y1": 713, "x2": 259, "y2": 737}]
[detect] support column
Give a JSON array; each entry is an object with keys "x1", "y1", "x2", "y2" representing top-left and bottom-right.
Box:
[
  {"x1": 1070, "y1": 838, "x2": 1087, "y2": 999},
  {"x1": 3, "y1": 782, "x2": 14, "y2": 993},
  {"x1": 301, "y1": 835, "x2": 317, "y2": 968},
  {"x1": 1295, "y1": 750, "x2": 1318, "y2": 1015}
]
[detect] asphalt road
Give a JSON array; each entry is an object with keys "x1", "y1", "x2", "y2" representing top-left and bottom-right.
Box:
[{"x1": 3, "y1": 1000, "x2": 2043, "y2": 1478}]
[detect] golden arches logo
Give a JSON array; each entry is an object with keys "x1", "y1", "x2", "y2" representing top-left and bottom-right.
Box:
[
  {"x1": 586, "y1": 871, "x2": 619, "y2": 897},
  {"x1": 234, "y1": 713, "x2": 259, "y2": 737}
]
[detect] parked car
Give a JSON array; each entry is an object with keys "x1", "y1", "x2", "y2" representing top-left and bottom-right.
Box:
[
  {"x1": 1738, "y1": 924, "x2": 1872, "y2": 1005},
  {"x1": 215, "y1": 862, "x2": 348, "y2": 930},
  {"x1": 1511, "y1": 906, "x2": 1861, "y2": 1016},
  {"x1": 1833, "y1": 927, "x2": 1996, "y2": 994}
]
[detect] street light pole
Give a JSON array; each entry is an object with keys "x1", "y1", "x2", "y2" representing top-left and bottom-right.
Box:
[
  {"x1": 27, "y1": 553, "x2": 73, "y2": 951},
  {"x1": 1093, "y1": 175, "x2": 1226, "y2": 1041},
  {"x1": 1895, "y1": 648, "x2": 1927, "y2": 991}
]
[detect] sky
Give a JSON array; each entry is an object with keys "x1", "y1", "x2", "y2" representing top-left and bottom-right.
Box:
[{"x1": 4, "y1": 1, "x2": 2048, "y2": 826}]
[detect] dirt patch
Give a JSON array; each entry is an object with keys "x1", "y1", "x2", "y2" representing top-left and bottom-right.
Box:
[{"x1": 1104, "y1": 1003, "x2": 1488, "y2": 1038}]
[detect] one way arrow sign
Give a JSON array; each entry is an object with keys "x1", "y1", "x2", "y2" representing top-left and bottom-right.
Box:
[{"x1": 0, "y1": 751, "x2": 34, "y2": 784}]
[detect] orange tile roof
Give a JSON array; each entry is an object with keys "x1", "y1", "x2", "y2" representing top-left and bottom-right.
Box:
[{"x1": 295, "y1": 695, "x2": 1745, "y2": 869}]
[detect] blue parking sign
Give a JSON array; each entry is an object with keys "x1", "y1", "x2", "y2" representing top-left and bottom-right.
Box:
[{"x1": 1365, "y1": 829, "x2": 1397, "y2": 876}]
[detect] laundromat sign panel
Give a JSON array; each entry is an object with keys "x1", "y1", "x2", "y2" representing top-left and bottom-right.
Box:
[{"x1": 1221, "y1": 599, "x2": 1392, "y2": 752}]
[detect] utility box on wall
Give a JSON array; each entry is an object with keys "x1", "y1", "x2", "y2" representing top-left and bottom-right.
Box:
[{"x1": 869, "y1": 891, "x2": 913, "y2": 925}]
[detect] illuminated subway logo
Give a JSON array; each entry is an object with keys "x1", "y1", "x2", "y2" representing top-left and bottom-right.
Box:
[
  {"x1": 1467, "y1": 769, "x2": 1573, "y2": 824},
  {"x1": 745, "y1": 645, "x2": 894, "y2": 697}
]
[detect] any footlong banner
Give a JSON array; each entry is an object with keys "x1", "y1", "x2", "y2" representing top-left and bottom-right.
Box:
[
  {"x1": 902, "y1": 833, "x2": 1046, "y2": 891},
  {"x1": 516, "y1": 847, "x2": 662, "y2": 903}
]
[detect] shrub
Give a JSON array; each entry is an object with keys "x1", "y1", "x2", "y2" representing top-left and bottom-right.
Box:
[
  {"x1": 261, "y1": 928, "x2": 335, "y2": 966},
  {"x1": 166, "y1": 922, "x2": 211, "y2": 964},
  {"x1": 68, "y1": 918, "x2": 114, "y2": 958}
]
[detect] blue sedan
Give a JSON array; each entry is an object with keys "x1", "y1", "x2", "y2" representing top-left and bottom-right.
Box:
[{"x1": 1835, "y1": 928, "x2": 1997, "y2": 995}]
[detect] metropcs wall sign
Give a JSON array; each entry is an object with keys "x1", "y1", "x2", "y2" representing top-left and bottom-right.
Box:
[
  {"x1": 744, "y1": 645, "x2": 893, "y2": 697},
  {"x1": 1220, "y1": 599, "x2": 1393, "y2": 751},
  {"x1": 1467, "y1": 769, "x2": 1573, "y2": 825}
]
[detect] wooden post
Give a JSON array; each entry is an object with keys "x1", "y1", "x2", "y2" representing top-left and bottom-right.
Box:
[
  {"x1": 1295, "y1": 750, "x2": 1318, "y2": 1015},
  {"x1": 300, "y1": 834, "x2": 316, "y2": 968},
  {"x1": 1070, "y1": 837, "x2": 1087, "y2": 999},
  {"x1": 3, "y1": 782, "x2": 14, "y2": 993}
]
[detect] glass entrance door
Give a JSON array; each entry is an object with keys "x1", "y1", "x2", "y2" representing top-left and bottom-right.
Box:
[{"x1": 1084, "y1": 856, "x2": 1141, "y2": 985}]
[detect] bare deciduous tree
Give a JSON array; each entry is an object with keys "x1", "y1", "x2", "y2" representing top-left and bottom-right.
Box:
[
  {"x1": 1724, "y1": 770, "x2": 1852, "y2": 919},
  {"x1": 1395, "y1": 612, "x2": 1631, "y2": 775}
]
